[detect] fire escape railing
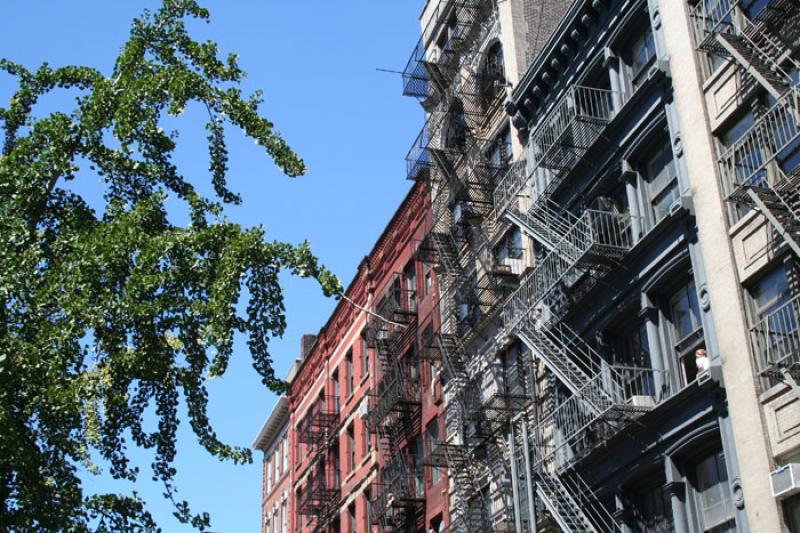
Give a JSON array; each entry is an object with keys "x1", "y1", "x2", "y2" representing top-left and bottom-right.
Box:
[
  {"x1": 403, "y1": 37, "x2": 430, "y2": 99},
  {"x1": 503, "y1": 209, "x2": 636, "y2": 333},
  {"x1": 751, "y1": 293, "x2": 800, "y2": 377},
  {"x1": 493, "y1": 86, "x2": 622, "y2": 220},
  {"x1": 370, "y1": 449, "x2": 424, "y2": 528},
  {"x1": 296, "y1": 396, "x2": 340, "y2": 451},
  {"x1": 690, "y1": 0, "x2": 798, "y2": 98},
  {"x1": 297, "y1": 464, "x2": 339, "y2": 520},
  {"x1": 718, "y1": 86, "x2": 800, "y2": 201},
  {"x1": 717, "y1": 86, "x2": 800, "y2": 258}
]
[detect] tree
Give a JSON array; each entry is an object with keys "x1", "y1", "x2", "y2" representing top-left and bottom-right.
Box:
[{"x1": 0, "y1": 1, "x2": 341, "y2": 530}]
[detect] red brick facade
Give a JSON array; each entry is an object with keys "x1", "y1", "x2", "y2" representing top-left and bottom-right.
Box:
[{"x1": 287, "y1": 181, "x2": 448, "y2": 532}]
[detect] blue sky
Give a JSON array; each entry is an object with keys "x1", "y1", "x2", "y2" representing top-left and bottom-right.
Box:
[{"x1": 0, "y1": 1, "x2": 425, "y2": 531}]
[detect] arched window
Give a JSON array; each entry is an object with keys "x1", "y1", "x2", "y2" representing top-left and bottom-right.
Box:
[
  {"x1": 444, "y1": 100, "x2": 468, "y2": 150},
  {"x1": 480, "y1": 42, "x2": 505, "y2": 106}
]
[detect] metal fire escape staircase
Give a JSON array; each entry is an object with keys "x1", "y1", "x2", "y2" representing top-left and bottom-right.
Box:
[
  {"x1": 718, "y1": 86, "x2": 800, "y2": 258},
  {"x1": 493, "y1": 85, "x2": 622, "y2": 221},
  {"x1": 500, "y1": 201, "x2": 652, "y2": 531},
  {"x1": 692, "y1": 0, "x2": 800, "y2": 394},
  {"x1": 296, "y1": 397, "x2": 340, "y2": 531},
  {"x1": 367, "y1": 286, "x2": 424, "y2": 532},
  {"x1": 691, "y1": 0, "x2": 798, "y2": 100}
]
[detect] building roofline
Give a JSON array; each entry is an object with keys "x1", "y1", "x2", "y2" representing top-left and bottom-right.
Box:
[
  {"x1": 289, "y1": 181, "x2": 426, "y2": 381},
  {"x1": 252, "y1": 396, "x2": 289, "y2": 451},
  {"x1": 511, "y1": 0, "x2": 584, "y2": 106}
]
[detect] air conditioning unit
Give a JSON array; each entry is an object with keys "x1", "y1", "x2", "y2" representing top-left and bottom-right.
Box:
[
  {"x1": 453, "y1": 201, "x2": 476, "y2": 225},
  {"x1": 771, "y1": 464, "x2": 800, "y2": 499},
  {"x1": 630, "y1": 395, "x2": 655, "y2": 408}
]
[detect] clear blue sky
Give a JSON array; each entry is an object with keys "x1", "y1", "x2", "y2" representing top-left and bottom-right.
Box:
[{"x1": 0, "y1": 1, "x2": 424, "y2": 531}]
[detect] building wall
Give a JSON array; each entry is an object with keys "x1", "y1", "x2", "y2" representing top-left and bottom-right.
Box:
[
  {"x1": 288, "y1": 180, "x2": 444, "y2": 533},
  {"x1": 262, "y1": 422, "x2": 292, "y2": 533},
  {"x1": 497, "y1": 0, "x2": 800, "y2": 531}
]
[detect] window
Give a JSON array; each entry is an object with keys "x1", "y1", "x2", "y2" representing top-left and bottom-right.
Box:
[
  {"x1": 348, "y1": 502, "x2": 357, "y2": 533},
  {"x1": 274, "y1": 448, "x2": 281, "y2": 479},
  {"x1": 630, "y1": 474, "x2": 673, "y2": 532},
  {"x1": 332, "y1": 444, "x2": 341, "y2": 489},
  {"x1": 347, "y1": 423, "x2": 356, "y2": 472},
  {"x1": 265, "y1": 515, "x2": 271, "y2": 533},
  {"x1": 361, "y1": 332, "x2": 369, "y2": 377},
  {"x1": 266, "y1": 456, "x2": 273, "y2": 493},
  {"x1": 272, "y1": 510, "x2": 279, "y2": 533},
  {"x1": 501, "y1": 342, "x2": 528, "y2": 397},
  {"x1": 282, "y1": 434, "x2": 288, "y2": 473},
  {"x1": 365, "y1": 489, "x2": 372, "y2": 531},
  {"x1": 644, "y1": 142, "x2": 679, "y2": 224},
  {"x1": 412, "y1": 438, "x2": 425, "y2": 498},
  {"x1": 494, "y1": 227, "x2": 524, "y2": 271},
  {"x1": 424, "y1": 265, "x2": 434, "y2": 296},
  {"x1": 692, "y1": 450, "x2": 735, "y2": 532},
  {"x1": 332, "y1": 370, "x2": 340, "y2": 410},
  {"x1": 281, "y1": 499, "x2": 288, "y2": 533},
  {"x1": 362, "y1": 418, "x2": 370, "y2": 457},
  {"x1": 445, "y1": 101, "x2": 468, "y2": 150},
  {"x1": 749, "y1": 263, "x2": 797, "y2": 376},
  {"x1": 480, "y1": 42, "x2": 506, "y2": 106},
  {"x1": 404, "y1": 262, "x2": 417, "y2": 312},
  {"x1": 487, "y1": 127, "x2": 512, "y2": 175},
  {"x1": 426, "y1": 419, "x2": 442, "y2": 485},
  {"x1": 669, "y1": 280, "x2": 704, "y2": 384},
  {"x1": 346, "y1": 349, "x2": 354, "y2": 396},
  {"x1": 671, "y1": 281, "x2": 702, "y2": 342},
  {"x1": 630, "y1": 27, "x2": 656, "y2": 89}
]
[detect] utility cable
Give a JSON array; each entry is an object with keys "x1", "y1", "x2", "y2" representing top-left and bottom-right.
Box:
[{"x1": 338, "y1": 293, "x2": 408, "y2": 329}]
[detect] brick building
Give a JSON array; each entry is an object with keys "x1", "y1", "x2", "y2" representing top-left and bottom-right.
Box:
[
  {"x1": 254, "y1": 396, "x2": 291, "y2": 533},
  {"x1": 258, "y1": 0, "x2": 800, "y2": 530},
  {"x1": 287, "y1": 180, "x2": 448, "y2": 533}
]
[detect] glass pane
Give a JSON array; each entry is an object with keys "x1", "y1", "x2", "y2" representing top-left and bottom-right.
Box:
[{"x1": 752, "y1": 265, "x2": 789, "y2": 319}]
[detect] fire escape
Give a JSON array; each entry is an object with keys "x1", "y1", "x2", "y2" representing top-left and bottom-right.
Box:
[
  {"x1": 367, "y1": 277, "x2": 425, "y2": 532},
  {"x1": 296, "y1": 396, "x2": 340, "y2": 532},
  {"x1": 484, "y1": 17, "x2": 665, "y2": 533},
  {"x1": 691, "y1": 0, "x2": 800, "y2": 392},
  {"x1": 402, "y1": 1, "x2": 525, "y2": 530}
]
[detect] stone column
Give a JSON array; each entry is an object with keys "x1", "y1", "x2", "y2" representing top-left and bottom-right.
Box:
[{"x1": 654, "y1": 0, "x2": 784, "y2": 530}]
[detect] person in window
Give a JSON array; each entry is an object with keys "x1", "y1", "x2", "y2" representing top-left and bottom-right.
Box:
[{"x1": 695, "y1": 348, "x2": 710, "y2": 374}]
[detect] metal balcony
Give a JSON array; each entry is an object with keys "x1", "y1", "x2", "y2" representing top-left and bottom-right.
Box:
[
  {"x1": 296, "y1": 396, "x2": 339, "y2": 448},
  {"x1": 402, "y1": 37, "x2": 430, "y2": 99},
  {"x1": 370, "y1": 450, "x2": 424, "y2": 528},
  {"x1": 503, "y1": 209, "x2": 636, "y2": 333},
  {"x1": 493, "y1": 160, "x2": 529, "y2": 221},
  {"x1": 406, "y1": 124, "x2": 431, "y2": 181},
  {"x1": 718, "y1": 87, "x2": 800, "y2": 257},
  {"x1": 751, "y1": 293, "x2": 800, "y2": 379},
  {"x1": 530, "y1": 85, "x2": 620, "y2": 197},
  {"x1": 513, "y1": 366, "x2": 666, "y2": 532},
  {"x1": 369, "y1": 359, "x2": 421, "y2": 431},
  {"x1": 690, "y1": 0, "x2": 797, "y2": 98},
  {"x1": 297, "y1": 465, "x2": 339, "y2": 519}
]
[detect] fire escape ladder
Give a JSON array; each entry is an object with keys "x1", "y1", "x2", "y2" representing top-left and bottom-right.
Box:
[
  {"x1": 750, "y1": 292, "x2": 800, "y2": 398},
  {"x1": 503, "y1": 206, "x2": 636, "y2": 334},
  {"x1": 747, "y1": 186, "x2": 800, "y2": 258},
  {"x1": 713, "y1": 28, "x2": 792, "y2": 99},
  {"x1": 505, "y1": 198, "x2": 581, "y2": 255},
  {"x1": 517, "y1": 322, "x2": 617, "y2": 409},
  {"x1": 534, "y1": 469, "x2": 601, "y2": 532},
  {"x1": 718, "y1": 87, "x2": 800, "y2": 260},
  {"x1": 692, "y1": 0, "x2": 798, "y2": 99}
]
